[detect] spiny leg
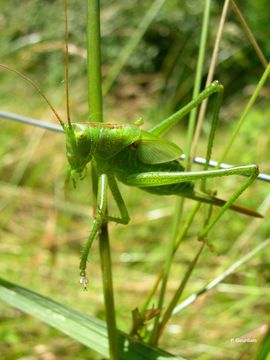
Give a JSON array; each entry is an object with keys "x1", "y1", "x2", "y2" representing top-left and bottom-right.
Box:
[
  {"x1": 125, "y1": 166, "x2": 258, "y2": 187},
  {"x1": 149, "y1": 80, "x2": 223, "y2": 138},
  {"x1": 80, "y1": 173, "x2": 109, "y2": 288},
  {"x1": 107, "y1": 175, "x2": 130, "y2": 225},
  {"x1": 124, "y1": 164, "x2": 259, "y2": 241},
  {"x1": 197, "y1": 170, "x2": 259, "y2": 241},
  {"x1": 79, "y1": 174, "x2": 130, "y2": 288}
]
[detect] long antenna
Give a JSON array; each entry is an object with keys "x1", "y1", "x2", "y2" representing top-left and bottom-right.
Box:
[
  {"x1": 0, "y1": 64, "x2": 64, "y2": 128},
  {"x1": 64, "y1": 0, "x2": 72, "y2": 127}
]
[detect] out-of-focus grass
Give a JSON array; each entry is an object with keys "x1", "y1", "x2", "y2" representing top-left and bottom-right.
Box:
[{"x1": 0, "y1": 1, "x2": 270, "y2": 359}]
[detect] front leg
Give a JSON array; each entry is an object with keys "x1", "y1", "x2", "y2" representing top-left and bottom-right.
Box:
[
  {"x1": 107, "y1": 175, "x2": 130, "y2": 225},
  {"x1": 79, "y1": 173, "x2": 108, "y2": 288},
  {"x1": 79, "y1": 174, "x2": 130, "y2": 288}
]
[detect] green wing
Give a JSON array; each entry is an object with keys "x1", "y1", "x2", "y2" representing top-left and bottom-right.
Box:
[{"x1": 137, "y1": 138, "x2": 183, "y2": 164}]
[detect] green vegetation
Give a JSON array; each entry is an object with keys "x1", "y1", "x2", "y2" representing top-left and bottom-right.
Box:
[{"x1": 0, "y1": 1, "x2": 269, "y2": 359}]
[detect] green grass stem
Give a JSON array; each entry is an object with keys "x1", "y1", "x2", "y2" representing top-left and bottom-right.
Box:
[
  {"x1": 87, "y1": 0, "x2": 103, "y2": 123},
  {"x1": 149, "y1": 198, "x2": 183, "y2": 345},
  {"x1": 141, "y1": 202, "x2": 201, "y2": 313},
  {"x1": 156, "y1": 242, "x2": 205, "y2": 341},
  {"x1": 87, "y1": 1, "x2": 118, "y2": 359},
  {"x1": 98, "y1": 224, "x2": 119, "y2": 360},
  {"x1": 192, "y1": 0, "x2": 230, "y2": 158},
  {"x1": 184, "y1": 0, "x2": 211, "y2": 170},
  {"x1": 149, "y1": 1, "x2": 211, "y2": 346}
]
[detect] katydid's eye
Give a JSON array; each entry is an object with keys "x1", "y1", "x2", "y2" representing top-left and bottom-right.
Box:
[
  {"x1": 131, "y1": 141, "x2": 139, "y2": 149},
  {"x1": 134, "y1": 117, "x2": 144, "y2": 126},
  {"x1": 76, "y1": 131, "x2": 86, "y2": 139}
]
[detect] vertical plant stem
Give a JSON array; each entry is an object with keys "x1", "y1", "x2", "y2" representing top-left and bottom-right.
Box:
[
  {"x1": 174, "y1": 202, "x2": 201, "y2": 249},
  {"x1": 141, "y1": 202, "x2": 200, "y2": 313},
  {"x1": 191, "y1": 0, "x2": 230, "y2": 158},
  {"x1": 156, "y1": 242, "x2": 205, "y2": 341},
  {"x1": 87, "y1": 0, "x2": 103, "y2": 123},
  {"x1": 149, "y1": 2, "x2": 211, "y2": 346},
  {"x1": 200, "y1": 85, "x2": 224, "y2": 192},
  {"x1": 149, "y1": 198, "x2": 183, "y2": 345},
  {"x1": 185, "y1": 0, "x2": 211, "y2": 170},
  {"x1": 87, "y1": 1, "x2": 118, "y2": 359},
  {"x1": 99, "y1": 224, "x2": 119, "y2": 360}
]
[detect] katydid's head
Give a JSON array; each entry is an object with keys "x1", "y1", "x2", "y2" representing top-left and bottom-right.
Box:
[{"x1": 64, "y1": 124, "x2": 93, "y2": 176}]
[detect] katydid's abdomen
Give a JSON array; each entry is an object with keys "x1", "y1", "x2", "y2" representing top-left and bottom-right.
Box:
[{"x1": 111, "y1": 147, "x2": 193, "y2": 195}]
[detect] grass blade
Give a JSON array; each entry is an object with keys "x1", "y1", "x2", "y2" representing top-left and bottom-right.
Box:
[
  {"x1": 0, "y1": 278, "x2": 183, "y2": 360},
  {"x1": 255, "y1": 325, "x2": 270, "y2": 360}
]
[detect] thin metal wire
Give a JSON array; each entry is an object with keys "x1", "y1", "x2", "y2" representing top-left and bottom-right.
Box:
[
  {"x1": 0, "y1": 111, "x2": 63, "y2": 133},
  {"x1": 0, "y1": 64, "x2": 64, "y2": 127},
  {"x1": 180, "y1": 155, "x2": 270, "y2": 183},
  {"x1": 1, "y1": 110, "x2": 269, "y2": 183}
]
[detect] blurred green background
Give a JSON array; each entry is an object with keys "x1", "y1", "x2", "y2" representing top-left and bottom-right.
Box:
[{"x1": 0, "y1": 0, "x2": 269, "y2": 359}]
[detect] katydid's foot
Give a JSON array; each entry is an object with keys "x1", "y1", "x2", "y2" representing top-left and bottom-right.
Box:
[
  {"x1": 79, "y1": 167, "x2": 87, "y2": 181},
  {"x1": 197, "y1": 235, "x2": 216, "y2": 252},
  {"x1": 80, "y1": 271, "x2": 88, "y2": 290},
  {"x1": 134, "y1": 117, "x2": 144, "y2": 126}
]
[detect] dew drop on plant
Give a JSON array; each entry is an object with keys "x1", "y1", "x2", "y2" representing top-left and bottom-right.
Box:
[{"x1": 80, "y1": 276, "x2": 88, "y2": 290}]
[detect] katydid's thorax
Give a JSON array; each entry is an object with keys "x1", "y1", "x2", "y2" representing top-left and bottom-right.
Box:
[{"x1": 64, "y1": 122, "x2": 141, "y2": 174}]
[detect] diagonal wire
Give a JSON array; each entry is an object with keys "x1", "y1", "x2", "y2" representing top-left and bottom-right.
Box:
[{"x1": 1, "y1": 110, "x2": 269, "y2": 183}]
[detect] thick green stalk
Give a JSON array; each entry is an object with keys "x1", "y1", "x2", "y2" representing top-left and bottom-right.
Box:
[
  {"x1": 98, "y1": 224, "x2": 119, "y2": 360},
  {"x1": 87, "y1": 1, "x2": 118, "y2": 359},
  {"x1": 87, "y1": 0, "x2": 103, "y2": 122}
]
